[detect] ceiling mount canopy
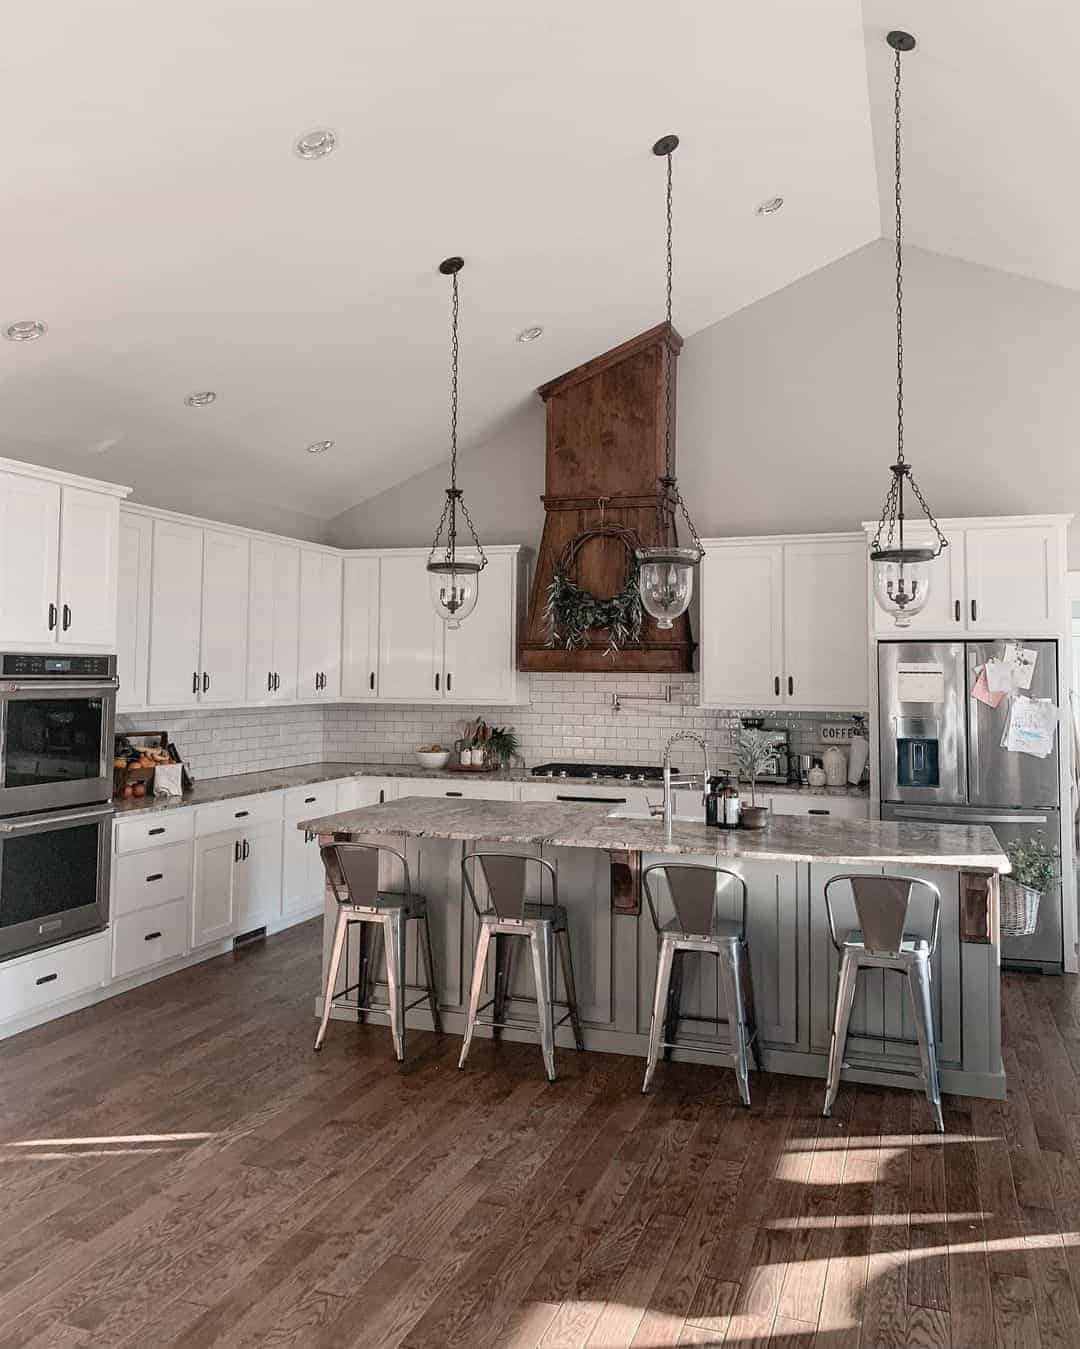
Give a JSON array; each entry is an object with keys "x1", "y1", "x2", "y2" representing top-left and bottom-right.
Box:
[
  {"x1": 425, "y1": 256, "x2": 487, "y2": 628},
  {"x1": 869, "y1": 29, "x2": 949, "y2": 628},
  {"x1": 635, "y1": 133, "x2": 705, "y2": 631}
]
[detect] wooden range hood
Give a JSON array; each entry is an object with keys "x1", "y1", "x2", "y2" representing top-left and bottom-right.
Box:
[{"x1": 519, "y1": 321, "x2": 695, "y2": 673}]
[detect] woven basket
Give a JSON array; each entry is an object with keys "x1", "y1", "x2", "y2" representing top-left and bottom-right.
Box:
[{"x1": 1000, "y1": 878, "x2": 1042, "y2": 938}]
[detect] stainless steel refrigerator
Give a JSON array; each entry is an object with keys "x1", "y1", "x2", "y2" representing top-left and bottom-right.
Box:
[{"x1": 878, "y1": 639, "x2": 1062, "y2": 972}]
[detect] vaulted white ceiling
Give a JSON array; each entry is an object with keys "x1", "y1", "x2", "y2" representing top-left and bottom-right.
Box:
[{"x1": 3, "y1": 2, "x2": 1062, "y2": 533}]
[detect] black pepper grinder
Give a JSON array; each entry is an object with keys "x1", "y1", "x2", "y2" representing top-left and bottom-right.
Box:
[{"x1": 705, "y1": 775, "x2": 723, "y2": 828}]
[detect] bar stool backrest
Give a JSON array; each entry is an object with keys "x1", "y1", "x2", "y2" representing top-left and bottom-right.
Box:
[
  {"x1": 823, "y1": 872, "x2": 941, "y2": 956},
  {"x1": 642, "y1": 863, "x2": 748, "y2": 939},
  {"x1": 461, "y1": 851, "x2": 558, "y2": 921},
  {"x1": 321, "y1": 841, "x2": 410, "y2": 909}
]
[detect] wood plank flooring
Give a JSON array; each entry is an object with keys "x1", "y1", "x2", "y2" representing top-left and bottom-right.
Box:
[{"x1": 2, "y1": 921, "x2": 1080, "y2": 1346}]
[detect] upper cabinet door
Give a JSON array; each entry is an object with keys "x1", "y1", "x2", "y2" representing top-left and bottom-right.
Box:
[
  {"x1": 0, "y1": 471, "x2": 60, "y2": 644},
  {"x1": 116, "y1": 512, "x2": 152, "y2": 711},
  {"x1": 147, "y1": 519, "x2": 204, "y2": 707},
  {"x1": 783, "y1": 539, "x2": 868, "y2": 709},
  {"x1": 341, "y1": 556, "x2": 380, "y2": 699},
  {"x1": 200, "y1": 530, "x2": 249, "y2": 703},
  {"x1": 871, "y1": 524, "x2": 964, "y2": 635},
  {"x1": 247, "y1": 540, "x2": 299, "y2": 700},
  {"x1": 378, "y1": 554, "x2": 440, "y2": 700},
  {"x1": 299, "y1": 549, "x2": 343, "y2": 699},
  {"x1": 443, "y1": 552, "x2": 516, "y2": 703},
  {"x1": 57, "y1": 488, "x2": 120, "y2": 648},
  {"x1": 965, "y1": 524, "x2": 1061, "y2": 633},
  {"x1": 272, "y1": 545, "x2": 301, "y2": 700},
  {"x1": 699, "y1": 544, "x2": 784, "y2": 707}
]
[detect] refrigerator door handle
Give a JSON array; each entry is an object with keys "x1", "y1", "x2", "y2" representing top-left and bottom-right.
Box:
[{"x1": 889, "y1": 805, "x2": 1051, "y2": 825}]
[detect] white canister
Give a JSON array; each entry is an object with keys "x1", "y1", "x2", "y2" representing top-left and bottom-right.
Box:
[
  {"x1": 808, "y1": 765, "x2": 828, "y2": 788},
  {"x1": 822, "y1": 746, "x2": 848, "y2": 787},
  {"x1": 846, "y1": 735, "x2": 869, "y2": 785}
]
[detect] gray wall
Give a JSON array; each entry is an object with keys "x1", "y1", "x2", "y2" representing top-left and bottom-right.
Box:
[{"x1": 328, "y1": 240, "x2": 1080, "y2": 559}]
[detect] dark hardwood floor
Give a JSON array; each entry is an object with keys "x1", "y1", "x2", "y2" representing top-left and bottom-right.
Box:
[{"x1": 2, "y1": 922, "x2": 1080, "y2": 1347}]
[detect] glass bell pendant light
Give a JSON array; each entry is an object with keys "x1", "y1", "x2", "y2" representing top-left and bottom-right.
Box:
[
  {"x1": 426, "y1": 256, "x2": 487, "y2": 628},
  {"x1": 636, "y1": 134, "x2": 704, "y2": 629},
  {"x1": 869, "y1": 31, "x2": 947, "y2": 627}
]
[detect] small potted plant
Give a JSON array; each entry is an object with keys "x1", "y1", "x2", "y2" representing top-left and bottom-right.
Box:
[
  {"x1": 1002, "y1": 836, "x2": 1057, "y2": 937},
  {"x1": 736, "y1": 729, "x2": 774, "y2": 830},
  {"x1": 488, "y1": 726, "x2": 520, "y2": 770}
]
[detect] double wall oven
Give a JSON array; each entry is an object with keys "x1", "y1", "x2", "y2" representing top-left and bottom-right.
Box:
[{"x1": 0, "y1": 653, "x2": 117, "y2": 961}]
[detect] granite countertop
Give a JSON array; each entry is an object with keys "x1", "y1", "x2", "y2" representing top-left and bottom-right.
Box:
[
  {"x1": 300, "y1": 795, "x2": 1009, "y2": 873},
  {"x1": 112, "y1": 759, "x2": 870, "y2": 817}
]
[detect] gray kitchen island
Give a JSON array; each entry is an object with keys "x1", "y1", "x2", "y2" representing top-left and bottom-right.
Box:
[{"x1": 300, "y1": 796, "x2": 1010, "y2": 1099}]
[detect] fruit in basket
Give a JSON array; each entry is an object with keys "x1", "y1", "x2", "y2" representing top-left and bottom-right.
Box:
[{"x1": 417, "y1": 744, "x2": 444, "y2": 753}]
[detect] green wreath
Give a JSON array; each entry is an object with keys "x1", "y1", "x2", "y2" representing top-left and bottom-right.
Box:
[{"x1": 544, "y1": 527, "x2": 644, "y2": 658}]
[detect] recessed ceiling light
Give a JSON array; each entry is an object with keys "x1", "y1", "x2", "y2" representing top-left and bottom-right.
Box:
[
  {"x1": 305, "y1": 440, "x2": 334, "y2": 454},
  {"x1": 516, "y1": 326, "x2": 544, "y2": 343},
  {"x1": 294, "y1": 128, "x2": 337, "y2": 160},
  {"x1": 4, "y1": 319, "x2": 47, "y2": 342},
  {"x1": 756, "y1": 196, "x2": 784, "y2": 216},
  {"x1": 184, "y1": 391, "x2": 217, "y2": 407}
]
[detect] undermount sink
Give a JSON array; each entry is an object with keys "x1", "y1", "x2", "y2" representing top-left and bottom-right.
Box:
[{"x1": 606, "y1": 808, "x2": 701, "y2": 824}]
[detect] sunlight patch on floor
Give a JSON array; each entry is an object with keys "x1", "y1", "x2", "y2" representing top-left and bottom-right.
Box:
[
  {"x1": 5, "y1": 1132, "x2": 214, "y2": 1147},
  {"x1": 766, "y1": 1211, "x2": 989, "y2": 1229}
]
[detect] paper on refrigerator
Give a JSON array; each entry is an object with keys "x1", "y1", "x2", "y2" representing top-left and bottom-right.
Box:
[{"x1": 1000, "y1": 695, "x2": 1058, "y2": 758}]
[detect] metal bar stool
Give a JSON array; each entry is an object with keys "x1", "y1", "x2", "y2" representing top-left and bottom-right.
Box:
[
  {"x1": 314, "y1": 841, "x2": 442, "y2": 1061},
  {"x1": 641, "y1": 863, "x2": 759, "y2": 1104},
  {"x1": 459, "y1": 852, "x2": 585, "y2": 1083},
  {"x1": 822, "y1": 873, "x2": 943, "y2": 1132}
]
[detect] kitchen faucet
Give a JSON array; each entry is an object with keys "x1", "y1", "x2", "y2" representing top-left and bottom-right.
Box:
[{"x1": 659, "y1": 731, "x2": 710, "y2": 842}]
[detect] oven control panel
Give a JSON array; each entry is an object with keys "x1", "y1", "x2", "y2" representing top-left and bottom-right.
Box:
[{"x1": 2, "y1": 653, "x2": 116, "y2": 678}]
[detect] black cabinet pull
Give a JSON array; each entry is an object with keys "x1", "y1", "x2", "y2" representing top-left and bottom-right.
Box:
[
  {"x1": 48, "y1": 602, "x2": 57, "y2": 631},
  {"x1": 144, "y1": 931, "x2": 162, "y2": 942},
  {"x1": 36, "y1": 972, "x2": 58, "y2": 986},
  {"x1": 435, "y1": 672, "x2": 440, "y2": 692},
  {"x1": 234, "y1": 809, "x2": 249, "y2": 818},
  {"x1": 558, "y1": 794, "x2": 628, "y2": 804},
  {"x1": 971, "y1": 599, "x2": 978, "y2": 622},
  {"x1": 267, "y1": 671, "x2": 273, "y2": 692},
  {"x1": 446, "y1": 790, "x2": 462, "y2": 797},
  {"x1": 955, "y1": 599, "x2": 961, "y2": 622},
  {"x1": 808, "y1": 809, "x2": 831, "y2": 816},
  {"x1": 369, "y1": 671, "x2": 375, "y2": 691},
  {"x1": 304, "y1": 795, "x2": 317, "y2": 804},
  {"x1": 192, "y1": 671, "x2": 199, "y2": 694},
  {"x1": 241, "y1": 839, "x2": 250, "y2": 861},
  {"x1": 378, "y1": 789, "x2": 385, "y2": 804},
  {"x1": 145, "y1": 873, "x2": 163, "y2": 883},
  {"x1": 774, "y1": 675, "x2": 780, "y2": 696},
  {"x1": 446, "y1": 672, "x2": 452, "y2": 692},
  {"x1": 273, "y1": 672, "x2": 280, "y2": 691},
  {"x1": 62, "y1": 604, "x2": 71, "y2": 631},
  {"x1": 234, "y1": 840, "x2": 241, "y2": 863},
  {"x1": 788, "y1": 675, "x2": 794, "y2": 696},
  {"x1": 203, "y1": 672, "x2": 210, "y2": 693},
  {"x1": 148, "y1": 827, "x2": 165, "y2": 836}
]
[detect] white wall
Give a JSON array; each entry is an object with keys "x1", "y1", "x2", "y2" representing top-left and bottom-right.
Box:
[{"x1": 328, "y1": 240, "x2": 1080, "y2": 559}]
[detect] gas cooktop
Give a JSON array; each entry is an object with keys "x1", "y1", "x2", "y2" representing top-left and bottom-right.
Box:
[{"x1": 530, "y1": 762, "x2": 673, "y2": 784}]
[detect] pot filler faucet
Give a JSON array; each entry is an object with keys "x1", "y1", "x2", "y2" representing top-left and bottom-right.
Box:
[{"x1": 660, "y1": 732, "x2": 710, "y2": 842}]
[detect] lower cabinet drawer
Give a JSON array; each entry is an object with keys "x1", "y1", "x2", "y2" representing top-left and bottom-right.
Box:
[
  {"x1": 114, "y1": 843, "x2": 193, "y2": 917},
  {"x1": 768, "y1": 795, "x2": 869, "y2": 820},
  {"x1": 196, "y1": 793, "x2": 283, "y2": 837},
  {"x1": 112, "y1": 900, "x2": 189, "y2": 980},
  {"x1": 0, "y1": 933, "x2": 109, "y2": 1024},
  {"x1": 284, "y1": 782, "x2": 338, "y2": 820}
]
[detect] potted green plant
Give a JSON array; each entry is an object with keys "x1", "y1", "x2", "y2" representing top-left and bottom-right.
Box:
[
  {"x1": 1001, "y1": 837, "x2": 1057, "y2": 937},
  {"x1": 736, "y1": 729, "x2": 774, "y2": 830},
  {"x1": 488, "y1": 726, "x2": 520, "y2": 770}
]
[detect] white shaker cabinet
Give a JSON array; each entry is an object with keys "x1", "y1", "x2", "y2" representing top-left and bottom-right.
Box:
[
  {"x1": 377, "y1": 554, "x2": 441, "y2": 700},
  {"x1": 964, "y1": 523, "x2": 1061, "y2": 633},
  {"x1": 247, "y1": 539, "x2": 300, "y2": 702},
  {"x1": 116, "y1": 511, "x2": 152, "y2": 711},
  {"x1": 199, "y1": 529, "x2": 250, "y2": 703},
  {"x1": 0, "y1": 463, "x2": 126, "y2": 651},
  {"x1": 147, "y1": 519, "x2": 204, "y2": 707},
  {"x1": 700, "y1": 534, "x2": 868, "y2": 711},
  {"x1": 783, "y1": 537, "x2": 867, "y2": 709},
  {"x1": 341, "y1": 556, "x2": 380, "y2": 699},
  {"x1": 0, "y1": 471, "x2": 60, "y2": 644},
  {"x1": 443, "y1": 552, "x2": 519, "y2": 703},
  {"x1": 234, "y1": 821, "x2": 283, "y2": 931},
  {"x1": 57, "y1": 488, "x2": 120, "y2": 647},
  {"x1": 192, "y1": 833, "x2": 238, "y2": 948},
  {"x1": 298, "y1": 548, "x2": 343, "y2": 700}
]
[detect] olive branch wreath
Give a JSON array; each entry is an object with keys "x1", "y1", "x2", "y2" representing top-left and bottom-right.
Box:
[{"x1": 544, "y1": 525, "x2": 644, "y2": 659}]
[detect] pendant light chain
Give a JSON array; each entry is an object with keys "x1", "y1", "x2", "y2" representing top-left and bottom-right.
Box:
[
  {"x1": 656, "y1": 140, "x2": 703, "y2": 559},
  {"x1": 428, "y1": 260, "x2": 487, "y2": 572},
  {"x1": 870, "y1": 34, "x2": 946, "y2": 560}
]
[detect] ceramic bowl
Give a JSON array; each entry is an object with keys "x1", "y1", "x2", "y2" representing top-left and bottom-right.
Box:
[{"x1": 414, "y1": 750, "x2": 450, "y2": 770}]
